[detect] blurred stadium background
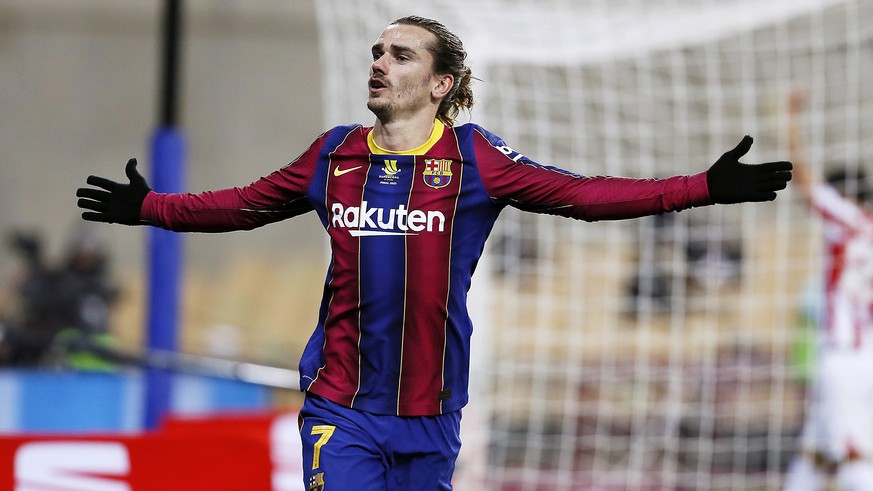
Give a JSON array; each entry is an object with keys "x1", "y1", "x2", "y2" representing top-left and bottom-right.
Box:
[{"x1": 1, "y1": 0, "x2": 872, "y2": 489}]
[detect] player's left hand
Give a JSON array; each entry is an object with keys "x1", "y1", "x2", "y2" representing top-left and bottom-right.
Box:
[{"x1": 706, "y1": 135, "x2": 793, "y2": 204}]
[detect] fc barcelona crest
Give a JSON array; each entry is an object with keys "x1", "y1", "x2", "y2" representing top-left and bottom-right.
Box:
[
  {"x1": 423, "y1": 159, "x2": 453, "y2": 189},
  {"x1": 308, "y1": 471, "x2": 325, "y2": 491}
]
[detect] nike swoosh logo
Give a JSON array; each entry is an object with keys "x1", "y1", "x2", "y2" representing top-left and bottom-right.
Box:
[{"x1": 333, "y1": 165, "x2": 363, "y2": 177}]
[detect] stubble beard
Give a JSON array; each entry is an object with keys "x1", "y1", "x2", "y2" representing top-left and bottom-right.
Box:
[
  {"x1": 367, "y1": 75, "x2": 433, "y2": 123},
  {"x1": 367, "y1": 96, "x2": 393, "y2": 123}
]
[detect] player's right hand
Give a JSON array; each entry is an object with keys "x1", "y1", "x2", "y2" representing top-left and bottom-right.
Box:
[{"x1": 76, "y1": 158, "x2": 152, "y2": 225}]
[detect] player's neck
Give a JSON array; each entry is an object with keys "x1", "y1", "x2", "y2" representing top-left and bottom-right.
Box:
[{"x1": 372, "y1": 114, "x2": 438, "y2": 153}]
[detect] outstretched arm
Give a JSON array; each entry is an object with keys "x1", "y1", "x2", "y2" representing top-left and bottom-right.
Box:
[
  {"x1": 76, "y1": 158, "x2": 315, "y2": 232},
  {"x1": 475, "y1": 128, "x2": 792, "y2": 221},
  {"x1": 77, "y1": 133, "x2": 327, "y2": 231}
]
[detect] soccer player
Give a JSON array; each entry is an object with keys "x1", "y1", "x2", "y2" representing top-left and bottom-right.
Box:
[
  {"x1": 76, "y1": 16, "x2": 792, "y2": 491},
  {"x1": 783, "y1": 89, "x2": 873, "y2": 491}
]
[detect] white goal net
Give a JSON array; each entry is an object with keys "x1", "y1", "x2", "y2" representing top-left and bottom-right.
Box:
[{"x1": 315, "y1": 1, "x2": 873, "y2": 489}]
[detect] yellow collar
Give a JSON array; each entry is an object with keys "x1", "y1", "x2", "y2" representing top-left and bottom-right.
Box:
[{"x1": 367, "y1": 120, "x2": 444, "y2": 155}]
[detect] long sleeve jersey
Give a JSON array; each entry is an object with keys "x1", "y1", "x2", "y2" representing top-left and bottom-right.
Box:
[{"x1": 141, "y1": 121, "x2": 711, "y2": 416}]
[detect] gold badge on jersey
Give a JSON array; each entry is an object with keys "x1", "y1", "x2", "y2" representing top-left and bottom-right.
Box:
[
  {"x1": 384, "y1": 159, "x2": 400, "y2": 176},
  {"x1": 423, "y1": 159, "x2": 453, "y2": 189},
  {"x1": 378, "y1": 159, "x2": 401, "y2": 186}
]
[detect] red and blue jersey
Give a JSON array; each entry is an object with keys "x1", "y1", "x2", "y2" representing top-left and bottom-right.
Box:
[{"x1": 141, "y1": 121, "x2": 711, "y2": 416}]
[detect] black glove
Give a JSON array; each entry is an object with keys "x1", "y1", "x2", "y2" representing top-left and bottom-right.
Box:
[
  {"x1": 76, "y1": 158, "x2": 152, "y2": 225},
  {"x1": 706, "y1": 136, "x2": 793, "y2": 204}
]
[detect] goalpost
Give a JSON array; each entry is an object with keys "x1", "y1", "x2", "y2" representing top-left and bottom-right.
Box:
[{"x1": 315, "y1": 1, "x2": 873, "y2": 489}]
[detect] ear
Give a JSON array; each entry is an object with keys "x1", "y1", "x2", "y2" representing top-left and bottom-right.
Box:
[{"x1": 432, "y1": 73, "x2": 454, "y2": 100}]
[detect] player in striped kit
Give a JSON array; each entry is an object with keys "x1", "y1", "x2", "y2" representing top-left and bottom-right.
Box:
[
  {"x1": 77, "y1": 16, "x2": 792, "y2": 491},
  {"x1": 783, "y1": 89, "x2": 873, "y2": 491}
]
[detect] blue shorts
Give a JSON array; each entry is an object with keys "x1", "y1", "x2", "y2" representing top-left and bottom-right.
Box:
[{"x1": 298, "y1": 393, "x2": 462, "y2": 490}]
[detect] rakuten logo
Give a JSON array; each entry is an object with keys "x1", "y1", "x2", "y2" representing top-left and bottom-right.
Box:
[{"x1": 331, "y1": 201, "x2": 445, "y2": 236}]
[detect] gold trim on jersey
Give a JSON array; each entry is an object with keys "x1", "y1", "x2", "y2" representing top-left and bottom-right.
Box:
[{"x1": 367, "y1": 120, "x2": 445, "y2": 155}]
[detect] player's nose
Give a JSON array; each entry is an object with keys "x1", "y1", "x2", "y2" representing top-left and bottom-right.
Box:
[{"x1": 371, "y1": 54, "x2": 388, "y2": 75}]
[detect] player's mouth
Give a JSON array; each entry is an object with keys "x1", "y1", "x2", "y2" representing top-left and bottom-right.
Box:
[{"x1": 368, "y1": 77, "x2": 388, "y2": 94}]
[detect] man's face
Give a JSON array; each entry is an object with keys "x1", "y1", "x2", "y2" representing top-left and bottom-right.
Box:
[{"x1": 367, "y1": 23, "x2": 439, "y2": 122}]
